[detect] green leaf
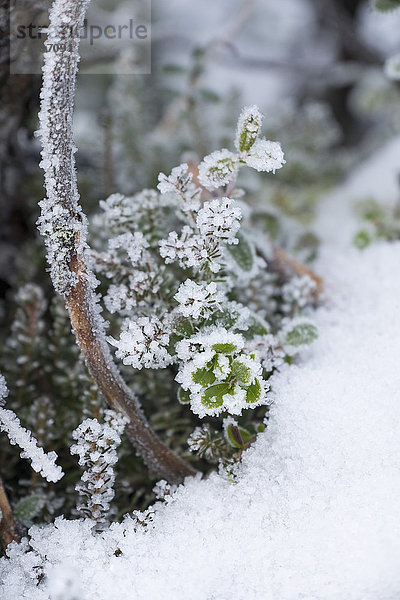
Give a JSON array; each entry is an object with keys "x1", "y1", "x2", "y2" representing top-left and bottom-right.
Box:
[
  {"x1": 178, "y1": 387, "x2": 191, "y2": 405},
  {"x1": 226, "y1": 423, "x2": 254, "y2": 448},
  {"x1": 253, "y1": 211, "x2": 280, "y2": 239},
  {"x1": 192, "y1": 367, "x2": 216, "y2": 387},
  {"x1": 14, "y1": 495, "x2": 44, "y2": 521},
  {"x1": 226, "y1": 232, "x2": 254, "y2": 273},
  {"x1": 242, "y1": 314, "x2": 269, "y2": 340},
  {"x1": 172, "y1": 316, "x2": 196, "y2": 337},
  {"x1": 231, "y1": 359, "x2": 252, "y2": 385},
  {"x1": 245, "y1": 378, "x2": 262, "y2": 404},
  {"x1": 201, "y1": 383, "x2": 231, "y2": 409},
  {"x1": 353, "y1": 230, "x2": 372, "y2": 250},
  {"x1": 373, "y1": 0, "x2": 400, "y2": 12},
  {"x1": 211, "y1": 342, "x2": 238, "y2": 354},
  {"x1": 284, "y1": 322, "x2": 318, "y2": 347}
]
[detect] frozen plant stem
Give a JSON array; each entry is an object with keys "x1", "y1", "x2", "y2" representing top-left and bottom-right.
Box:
[
  {"x1": 38, "y1": 0, "x2": 195, "y2": 483},
  {"x1": 0, "y1": 474, "x2": 20, "y2": 550}
]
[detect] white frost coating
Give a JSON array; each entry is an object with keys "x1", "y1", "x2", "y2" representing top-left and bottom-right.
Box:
[
  {"x1": 37, "y1": 0, "x2": 91, "y2": 295},
  {"x1": 0, "y1": 375, "x2": 63, "y2": 483},
  {"x1": 108, "y1": 317, "x2": 172, "y2": 370},
  {"x1": 196, "y1": 198, "x2": 241, "y2": 244},
  {"x1": 198, "y1": 149, "x2": 239, "y2": 190},
  {"x1": 157, "y1": 163, "x2": 201, "y2": 213},
  {"x1": 174, "y1": 280, "x2": 224, "y2": 319},
  {"x1": 71, "y1": 410, "x2": 127, "y2": 523},
  {"x1": 235, "y1": 104, "x2": 263, "y2": 152},
  {"x1": 244, "y1": 138, "x2": 286, "y2": 173}
]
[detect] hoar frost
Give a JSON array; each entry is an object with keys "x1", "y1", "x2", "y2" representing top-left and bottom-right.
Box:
[
  {"x1": 0, "y1": 374, "x2": 63, "y2": 483},
  {"x1": 175, "y1": 328, "x2": 269, "y2": 418}
]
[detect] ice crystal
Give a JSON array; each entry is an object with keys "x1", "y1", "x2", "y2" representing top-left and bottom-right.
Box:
[
  {"x1": 196, "y1": 198, "x2": 241, "y2": 244},
  {"x1": 198, "y1": 149, "x2": 239, "y2": 190},
  {"x1": 157, "y1": 163, "x2": 201, "y2": 213},
  {"x1": 0, "y1": 374, "x2": 63, "y2": 483},
  {"x1": 108, "y1": 316, "x2": 172, "y2": 370},
  {"x1": 244, "y1": 138, "x2": 286, "y2": 173},
  {"x1": 71, "y1": 410, "x2": 127, "y2": 524},
  {"x1": 174, "y1": 280, "x2": 224, "y2": 319}
]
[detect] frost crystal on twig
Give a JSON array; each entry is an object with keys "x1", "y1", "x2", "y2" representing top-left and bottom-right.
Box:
[
  {"x1": 70, "y1": 410, "x2": 127, "y2": 525},
  {"x1": 0, "y1": 374, "x2": 64, "y2": 483}
]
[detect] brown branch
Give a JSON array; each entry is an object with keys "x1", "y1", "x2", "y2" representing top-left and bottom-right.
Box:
[
  {"x1": 268, "y1": 244, "x2": 323, "y2": 297},
  {"x1": 38, "y1": 0, "x2": 195, "y2": 484},
  {"x1": 0, "y1": 475, "x2": 20, "y2": 551}
]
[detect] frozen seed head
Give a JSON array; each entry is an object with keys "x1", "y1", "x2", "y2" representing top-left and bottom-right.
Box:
[{"x1": 196, "y1": 198, "x2": 242, "y2": 244}]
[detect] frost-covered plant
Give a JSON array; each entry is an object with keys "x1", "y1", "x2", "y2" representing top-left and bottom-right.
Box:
[
  {"x1": 92, "y1": 105, "x2": 317, "y2": 466},
  {"x1": 70, "y1": 410, "x2": 127, "y2": 525},
  {"x1": 0, "y1": 374, "x2": 63, "y2": 483}
]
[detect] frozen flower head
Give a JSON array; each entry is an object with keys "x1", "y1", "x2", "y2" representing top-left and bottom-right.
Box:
[
  {"x1": 108, "y1": 316, "x2": 172, "y2": 370},
  {"x1": 235, "y1": 105, "x2": 263, "y2": 153},
  {"x1": 196, "y1": 198, "x2": 242, "y2": 244},
  {"x1": 244, "y1": 139, "x2": 285, "y2": 173},
  {"x1": 109, "y1": 231, "x2": 149, "y2": 266},
  {"x1": 198, "y1": 149, "x2": 239, "y2": 190},
  {"x1": 174, "y1": 279, "x2": 224, "y2": 320},
  {"x1": 157, "y1": 163, "x2": 201, "y2": 212},
  {"x1": 175, "y1": 327, "x2": 269, "y2": 418},
  {"x1": 158, "y1": 163, "x2": 191, "y2": 195}
]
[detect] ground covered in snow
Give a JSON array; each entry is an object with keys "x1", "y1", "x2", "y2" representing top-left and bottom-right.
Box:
[{"x1": 2, "y1": 141, "x2": 400, "y2": 599}]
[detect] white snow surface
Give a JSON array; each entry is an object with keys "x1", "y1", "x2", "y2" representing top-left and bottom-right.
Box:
[{"x1": 2, "y1": 142, "x2": 400, "y2": 598}]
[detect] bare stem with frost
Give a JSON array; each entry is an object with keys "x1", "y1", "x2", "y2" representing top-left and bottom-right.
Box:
[{"x1": 38, "y1": 0, "x2": 195, "y2": 484}]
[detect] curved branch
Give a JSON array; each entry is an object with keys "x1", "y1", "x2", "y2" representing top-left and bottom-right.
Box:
[{"x1": 38, "y1": 0, "x2": 195, "y2": 483}]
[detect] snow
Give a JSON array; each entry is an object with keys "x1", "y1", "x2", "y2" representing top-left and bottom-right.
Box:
[{"x1": 3, "y1": 144, "x2": 400, "y2": 598}]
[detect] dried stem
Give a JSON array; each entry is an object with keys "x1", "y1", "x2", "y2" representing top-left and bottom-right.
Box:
[
  {"x1": 38, "y1": 0, "x2": 195, "y2": 483},
  {"x1": 0, "y1": 474, "x2": 20, "y2": 551}
]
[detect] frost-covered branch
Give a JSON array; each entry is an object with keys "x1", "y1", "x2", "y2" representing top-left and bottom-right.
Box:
[
  {"x1": 0, "y1": 375, "x2": 64, "y2": 483},
  {"x1": 37, "y1": 0, "x2": 195, "y2": 483}
]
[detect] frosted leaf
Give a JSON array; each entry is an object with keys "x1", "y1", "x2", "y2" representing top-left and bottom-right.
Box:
[
  {"x1": 235, "y1": 105, "x2": 263, "y2": 153},
  {"x1": 198, "y1": 149, "x2": 239, "y2": 190},
  {"x1": 244, "y1": 138, "x2": 286, "y2": 173},
  {"x1": 175, "y1": 328, "x2": 269, "y2": 418},
  {"x1": 108, "y1": 316, "x2": 172, "y2": 370},
  {"x1": 174, "y1": 280, "x2": 224, "y2": 319}
]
